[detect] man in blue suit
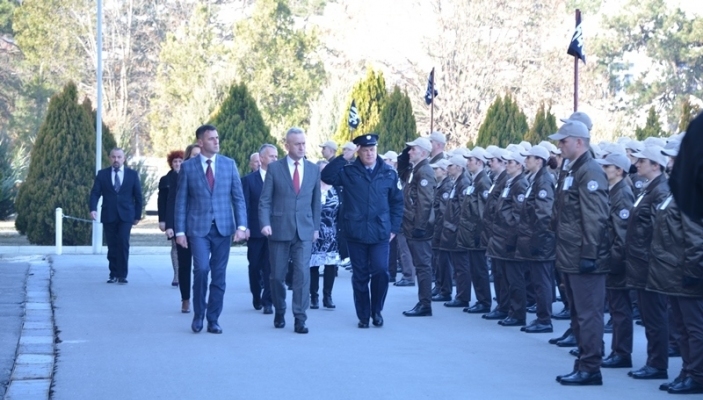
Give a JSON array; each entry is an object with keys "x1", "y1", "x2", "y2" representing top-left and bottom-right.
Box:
[
  {"x1": 175, "y1": 125, "x2": 248, "y2": 334},
  {"x1": 242, "y1": 143, "x2": 278, "y2": 315},
  {"x1": 90, "y1": 148, "x2": 143, "y2": 284}
]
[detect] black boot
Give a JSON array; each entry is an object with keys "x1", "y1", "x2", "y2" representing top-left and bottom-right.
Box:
[
  {"x1": 322, "y1": 265, "x2": 336, "y2": 309},
  {"x1": 310, "y1": 267, "x2": 320, "y2": 309}
]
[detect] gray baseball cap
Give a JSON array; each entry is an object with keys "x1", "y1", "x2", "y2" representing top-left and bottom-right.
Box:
[
  {"x1": 560, "y1": 111, "x2": 593, "y2": 131},
  {"x1": 549, "y1": 120, "x2": 590, "y2": 141},
  {"x1": 595, "y1": 152, "x2": 631, "y2": 172},
  {"x1": 632, "y1": 145, "x2": 668, "y2": 168}
]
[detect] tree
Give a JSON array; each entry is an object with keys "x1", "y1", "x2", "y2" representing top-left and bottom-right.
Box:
[
  {"x1": 334, "y1": 68, "x2": 387, "y2": 145},
  {"x1": 14, "y1": 82, "x2": 109, "y2": 245},
  {"x1": 210, "y1": 82, "x2": 282, "y2": 176},
  {"x1": 524, "y1": 103, "x2": 558, "y2": 144},
  {"x1": 234, "y1": 0, "x2": 326, "y2": 135},
  {"x1": 678, "y1": 98, "x2": 701, "y2": 133},
  {"x1": 635, "y1": 106, "x2": 665, "y2": 140},
  {"x1": 475, "y1": 94, "x2": 529, "y2": 148},
  {"x1": 376, "y1": 86, "x2": 417, "y2": 153}
]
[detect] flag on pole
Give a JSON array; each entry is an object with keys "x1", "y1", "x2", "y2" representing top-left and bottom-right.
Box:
[
  {"x1": 348, "y1": 100, "x2": 360, "y2": 130},
  {"x1": 567, "y1": 13, "x2": 586, "y2": 63},
  {"x1": 424, "y1": 68, "x2": 438, "y2": 105}
]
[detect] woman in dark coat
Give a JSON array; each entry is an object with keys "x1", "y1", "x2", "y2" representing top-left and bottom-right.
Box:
[
  {"x1": 309, "y1": 160, "x2": 339, "y2": 309},
  {"x1": 158, "y1": 150, "x2": 184, "y2": 286}
]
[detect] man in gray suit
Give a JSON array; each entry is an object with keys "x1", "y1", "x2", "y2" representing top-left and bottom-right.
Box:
[
  {"x1": 175, "y1": 124, "x2": 247, "y2": 334},
  {"x1": 259, "y1": 127, "x2": 321, "y2": 334}
]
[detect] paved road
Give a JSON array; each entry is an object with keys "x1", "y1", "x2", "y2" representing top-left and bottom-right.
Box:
[
  {"x1": 50, "y1": 253, "x2": 681, "y2": 400},
  {"x1": 0, "y1": 260, "x2": 28, "y2": 399}
]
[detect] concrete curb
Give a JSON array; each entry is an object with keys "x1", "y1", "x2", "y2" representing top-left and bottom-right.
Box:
[
  {"x1": 0, "y1": 246, "x2": 248, "y2": 256},
  {"x1": 5, "y1": 258, "x2": 54, "y2": 400}
]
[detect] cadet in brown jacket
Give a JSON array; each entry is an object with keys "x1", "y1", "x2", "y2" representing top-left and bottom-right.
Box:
[
  {"x1": 401, "y1": 137, "x2": 437, "y2": 317},
  {"x1": 648, "y1": 143, "x2": 703, "y2": 394},
  {"x1": 457, "y1": 148, "x2": 494, "y2": 314},
  {"x1": 430, "y1": 159, "x2": 454, "y2": 301},
  {"x1": 625, "y1": 145, "x2": 671, "y2": 380},
  {"x1": 550, "y1": 121, "x2": 610, "y2": 386},
  {"x1": 438, "y1": 155, "x2": 472, "y2": 308},
  {"x1": 485, "y1": 151, "x2": 529, "y2": 327},
  {"x1": 515, "y1": 145, "x2": 556, "y2": 333},
  {"x1": 595, "y1": 153, "x2": 636, "y2": 369}
]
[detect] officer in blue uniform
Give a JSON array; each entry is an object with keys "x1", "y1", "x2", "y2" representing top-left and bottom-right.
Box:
[{"x1": 321, "y1": 133, "x2": 404, "y2": 328}]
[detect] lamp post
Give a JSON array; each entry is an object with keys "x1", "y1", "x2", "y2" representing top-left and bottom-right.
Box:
[{"x1": 92, "y1": 0, "x2": 104, "y2": 254}]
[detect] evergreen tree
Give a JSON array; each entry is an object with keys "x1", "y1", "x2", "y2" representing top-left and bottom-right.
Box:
[
  {"x1": 210, "y1": 82, "x2": 282, "y2": 176},
  {"x1": 14, "y1": 82, "x2": 99, "y2": 245},
  {"x1": 678, "y1": 98, "x2": 700, "y2": 133},
  {"x1": 376, "y1": 86, "x2": 417, "y2": 153},
  {"x1": 333, "y1": 68, "x2": 387, "y2": 145},
  {"x1": 635, "y1": 106, "x2": 665, "y2": 140},
  {"x1": 524, "y1": 103, "x2": 558, "y2": 144},
  {"x1": 475, "y1": 94, "x2": 528, "y2": 147}
]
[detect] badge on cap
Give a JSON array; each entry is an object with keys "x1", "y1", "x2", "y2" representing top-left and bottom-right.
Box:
[
  {"x1": 635, "y1": 180, "x2": 643, "y2": 189},
  {"x1": 587, "y1": 180, "x2": 598, "y2": 192},
  {"x1": 442, "y1": 192, "x2": 449, "y2": 199},
  {"x1": 366, "y1": 135, "x2": 371, "y2": 140},
  {"x1": 538, "y1": 190, "x2": 547, "y2": 199},
  {"x1": 420, "y1": 179, "x2": 428, "y2": 187},
  {"x1": 517, "y1": 194, "x2": 525, "y2": 203},
  {"x1": 619, "y1": 209, "x2": 629, "y2": 220}
]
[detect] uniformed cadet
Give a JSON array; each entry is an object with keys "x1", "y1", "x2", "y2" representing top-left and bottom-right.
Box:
[
  {"x1": 595, "y1": 152, "x2": 636, "y2": 369},
  {"x1": 430, "y1": 159, "x2": 453, "y2": 301},
  {"x1": 625, "y1": 145, "x2": 671, "y2": 380},
  {"x1": 486, "y1": 151, "x2": 529, "y2": 327},
  {"x1": 515, "y1": 145, "x2": 556, "y2": 333},
  {"x1": 647, "y1": 141, "x2": 703, "y2": 395},
  {"x1": 458, "y1": 148, "x2": 493, "y2": 314},
  {"x1": 437, "y1": 155, "x2": 472, "y2": 308},
  {"x1": 401, "y1": 137, "x2": 437, "y2": 317},
  {"x1": 550, "y1": 120, "x2": 610, "y2": 386},
  {"x1": 320, "y1": 134, "x2": 403, "y2": 328},
  {"x1": 624, "y1": 139, "x2": 647, "y2": 196}
]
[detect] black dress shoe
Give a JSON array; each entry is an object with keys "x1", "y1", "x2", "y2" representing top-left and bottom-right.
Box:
[
  {"x1": 556, "y1": 334, "x2": 578, "y2": 347},
  {"x1": 601, "y1": 353, "x2": 632, "y2": 368},
  {"x1": 635, "y1": 319, "x2": 644, "y2": 326},
  {"x1": 358, "y1": 320, "x2": 369, "y2": 328},
  {"x1": 552, "y1": 307, "x2": 571, "y2": 320},
  {"x1": 444, "y1": 299, "x2": 469, "y2": 308},
  {"x1": 520, "y1": 320, "x2": 536, "y2": 332},
  {"x1": 482, "y1": 309, "x2": 508, "y2": 320},
  {"x1": 569, "y1": 348, "x2": 580, "y2": 357},
  {"x1": 431, "y1": 294, "x2": 451, "y2": 302},
  {"x1": 526, "y1": 304, "x2": 537, "y2": 313},
  {"x1": 252, "y1": 298, "x2": 262, "y2": 311},
  {"x1": 106, "y1": 277, "x2": 117, "y2": 283},
  {"x1": 262, "y1": 305, "x2": 273, "y2": 315},
  {"x1": 207, "y1": 322, "x2": 223, "y2": 334},
  {"x1": 294, "y1": 320, "x2": 308, "y2": 334},
  {"x1": 310, "y1": 296, "x2": 319, "y2": 309},
  {"x1": 431, "y1": 286, "x2": 440, "y2": 296},
  {"x1": 524, "y1": 323, "x2": 553, "y2": 333},
  {"x1": 668, "y1": 377, "x2": 703, "y2": 394},
  {"x1": 629, "y1": 365, "x2": 667, "y2": 380},
  {"x1": 191, "y1": 316, "x2": 204, "y2": 333},
  {"x1": 498, "y1": 317, "x2": 526, "y2": 327},
  {"x1": 560, "y1": 371, "x2": 603, "y2": 386},
  {"x1": 274, "y1": 313, "x2": 285, "y2": 329},
  {"x1": 556, "y1": 370, "x2": 576, "y2": 383},
  {"x1": 668, "y1": 347, "x2": 681, "y2": 357},
  {"x1": 372, "y1": 312, "x2": 384, "y2": 327},
  {"x1": 117, "y1": 278, "x2": 128, "y2": 284},
  {"x1": 464, "y1": 303, "x2": 490, "y2": 314},
  {"x1": 323, "y1": 295, "x2": 335, "y2": 309},
  {"x1": 403, "y1": 303, "x2": 432, "y2": 317},
  {"x1": 394, "y1": 278, "x2": 415, "y2": 287},
  {"x1": 549, "y1": 328, "x2": 572, "y2": 344},
  {"x1": 660, "y1": 376, "x2": 684, "y2": 391}
]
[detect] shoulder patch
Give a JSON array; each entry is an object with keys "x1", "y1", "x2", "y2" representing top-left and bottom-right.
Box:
[
  {"x1": 587, "y1": 180, "x2": 599, "y2": 192},
  {"x1": 619, "y1": 209, "x2": 629, "y2": 220},
  {"x1": 635, "y1": 180, "x2": 643, "y2": 189},
  {"x1": 482, "y1": 190, "x2": 489, "y2": 199},
  {"x1": 442, "y1": 192, "x2": 449, "y2": 199},
  {"x1": 420, "y1": 179, "x2": 428, "y2": 187},
  {"x1": 538, "y1": 189, "x2": 547, "y2": 199},
  {"x1": 517, "y1": 194, "x2": 525, "y2": 203}
]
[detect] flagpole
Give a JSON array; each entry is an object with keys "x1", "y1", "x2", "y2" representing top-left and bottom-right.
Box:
[
  {"x1": 574, "y1": 9, "x2": 580, "y2": 112},
  {"x1": 430, "y1": 98, "x2": 434, "y2": 134}
]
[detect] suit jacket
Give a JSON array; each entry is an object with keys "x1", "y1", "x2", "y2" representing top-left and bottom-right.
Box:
[
  {"x1": 89, "y1": 166, "x2": 143, "y2": 223},
  {"x1": 174, "y1": 154, "x2": 247, "y2": 238},
  {"x1": 241, "y1": 170, "x2": 265, "y2": 239},
  {"x1": 258, "y1": 157, "x2": 321, "y2": 242}
]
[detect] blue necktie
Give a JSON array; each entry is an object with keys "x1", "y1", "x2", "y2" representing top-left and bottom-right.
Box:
[{"x1": 113, "y1": 168, "x2": 121, "y2": 192}]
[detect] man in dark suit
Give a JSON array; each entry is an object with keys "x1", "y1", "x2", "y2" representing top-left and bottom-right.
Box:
[
  {"x1": 175, "y1": 125, "x2": 247, "y2": 335},
  {"x1": 259, "y1": 127, "x2": 321, "y2": 334},
  {"x1": 89, "y1": 148, "x2": 143, "y2": 284},
  {"x1": 242, "y1": 143, "x2": 278, "y2": 315}
]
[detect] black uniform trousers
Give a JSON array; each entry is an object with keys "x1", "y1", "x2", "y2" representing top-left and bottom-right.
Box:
[
  {"x1": 638, "y1": 289, "x2": 669, "y2": 370},
  {"x1": 247, "y1": 237, "x2": 272, "y2": 308},
  {"x1": 175, "y1": 240, "x2": 192, "y2": 301},
  {"x1": 407, "y1": 238, "x2": 433, "y2": 307},
  {"x1": 527, "y1": 261, "x2": 554, "y2": 324},
  {"x1": 450, "y1": 250, "x2": 471, "y2": 302},
  {"x1": 606, "y1": 288, "x2": 633, "y2": 357},
  {"x1": 493, "y1": 258, "x2": 509, "y2": 313},
  {"x1": 564, "y1": 273, "x2": 605, "y2": 373},
  {"x1": 103, "y1": 221, "x2": 133, "y2": 279},
  {"x1": 503, "y1": 260, "x2": 528, "y2": 321},
  {"x1": 435, "y1": 250, "x2": 454, "y2": 297},
  {"x1": 468, "y1": 250, "x2": 492, "y2": 308},
  {"x1": 669, "y1": 296, "x2": 703, "y2": 385},
  {"x1": 348, "y1": 241, "x2": 390, "y2": 321}
]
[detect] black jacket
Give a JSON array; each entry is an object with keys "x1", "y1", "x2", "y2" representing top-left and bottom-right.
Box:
[
  {"x1": 480, "y1": 170, "x2": 508, "y2": 248},
  {"x1": 438, "y1": 172, "x2": 471, "y2": 251},
  {"x1": 515, "y1": 167, "x2": 556, "y2": 261},
  {"x1": 457, "y1": 170, "x2": 492, "y2": 251},
  {"x1": 486, "y1": 172, "x2": 528, "y2": 260},
  {"x1": 401, "y1": 159, "x2": 436, "y2": 239},
  {"x1": 605, "y1": 179, "x2": 635, "y2": 289}
]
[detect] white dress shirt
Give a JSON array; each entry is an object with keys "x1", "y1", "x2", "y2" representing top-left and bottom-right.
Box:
[{"x1": 259, "y1": 167, "x2": 267, "y2": 182}]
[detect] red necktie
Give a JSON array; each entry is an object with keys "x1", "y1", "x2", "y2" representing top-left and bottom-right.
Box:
[
  {"x1": 206, "y1": 159, "x2": 215, "y2": 190},
  {"x1": 293, "y1": 161, "x2": 300, "y2": 194}
]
